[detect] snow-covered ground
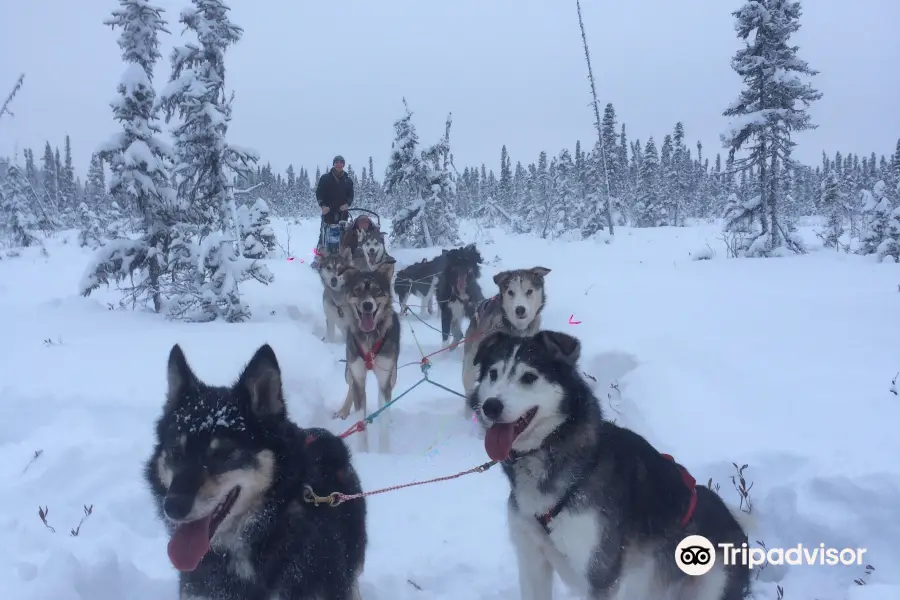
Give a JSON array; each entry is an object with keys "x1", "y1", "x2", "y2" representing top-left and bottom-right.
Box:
[{"x1": 1, "y1": 219, "x2": 898, "y2": 600}]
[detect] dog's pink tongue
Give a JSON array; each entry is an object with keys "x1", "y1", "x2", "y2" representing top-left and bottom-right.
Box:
[
  {"x1": 167, "y1": 517, "x2": 212, "y2": 572},
  {"x1": 484, "y1": 423, "x2": 516, "y2": 462},
  {"x1": 360, "y1": 313, "x2": 376, "y2": 332},
  {"x1": 456, "y1": 275, "x2": 466, "y2": 293}
]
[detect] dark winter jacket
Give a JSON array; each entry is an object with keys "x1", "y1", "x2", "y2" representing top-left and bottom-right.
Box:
[{"x1": 316, "y1": 168, "x2": 354, "y2": 224}]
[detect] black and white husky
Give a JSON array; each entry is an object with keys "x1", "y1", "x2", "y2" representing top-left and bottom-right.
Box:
[
  {"x1": 145, "y1": 344, "x2": 367, "y2": 600},
  {"x1": 462, "y1": 266, "x2": 550, "y2": 413},
  {"x1": 468, "y1": 330, "x2": 750, "y2": 600},
  {"x1": 356, "y1": 230, "x2": 392, "y2": 272},
  {"x1": 394, "y1": 251, "x2": 448, "y2": 317}
]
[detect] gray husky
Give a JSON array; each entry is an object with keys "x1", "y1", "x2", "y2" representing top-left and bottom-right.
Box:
[
  {"x1": 333, "y1": 258, "x2": 399, "y2": 454},
  {"x1": 468, "y1": 330, "x2": 750, "y2": 600},
  {"x1": 461, "y1": 267, "x2": 550, "y2": 419},
  {"x1": 318, "y1": 253, "x2": 351, "y2": 343},
  {"x1": 145, "y1": 344, "x2": 366, "y2": 600}
]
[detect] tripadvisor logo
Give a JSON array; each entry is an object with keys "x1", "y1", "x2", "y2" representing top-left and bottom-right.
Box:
[{"x1": 675, "y1": 535, "x2": 868, "y2": 576}]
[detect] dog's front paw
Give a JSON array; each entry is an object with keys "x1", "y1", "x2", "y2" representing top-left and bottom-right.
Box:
[{"x1": 333, "y1": 408, "x2": 351, "y2": 420}]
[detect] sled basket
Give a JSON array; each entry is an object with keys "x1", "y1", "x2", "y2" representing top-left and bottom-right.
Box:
[
  {"x1": 323, "y1": 224, "x2": 343, "y2": 254},
  {"x1": 346, "y1": 207, "x2": 381, "y2": 229}
]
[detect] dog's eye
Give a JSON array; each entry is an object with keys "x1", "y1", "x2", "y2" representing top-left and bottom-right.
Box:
[
  {"x1": 525, "y1": 289, "x2": 533, "y2": 296},
  {"x1": 506, "y1": 289, "x2": 514, "y2": 297},
  {"x1": 520, "y1": 372, "x2": 538, "y2": 385},
  {"x1": 488, "y1": 368, "x2": 498, "y2": 382}
]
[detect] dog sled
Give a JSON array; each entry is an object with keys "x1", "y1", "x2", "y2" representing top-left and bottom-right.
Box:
[{"x1": 314, "y1": 208, "x2": 383, "y2": 268}]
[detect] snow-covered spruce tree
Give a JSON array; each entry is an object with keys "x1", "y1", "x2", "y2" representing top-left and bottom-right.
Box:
[
  {"x1": 634, "y1": 138, "x2": 666, "y2": 227},
  {"x1": 76, "y1": 202, "x2": 104, "y2": 249},
  {"x1": 82, "y1": 0, "x2": 176, "y2": 313},
  {"x1": 385, "y1": 100, "x2": 460, "y2": 248},
  {"x1": 0, "y1": 164, "x2": 42, "y2": 248},
  {"x1": 237, "y1": 197, "x2": 276, "y2": 259},
  {"x1": 83, "y1": 153, "x2": 108, "y2": 213},
  {"x1": 158, "y1": 0, "x2": 271, "y2": 322},
  {"x1": 721, "y1": 0, "x2": 821, "y2": 257},
  {"x1": 877, "y1": 205, "x2": 900, "y2": 263},
  {"x1": 857, "y1": 181, "x2": 893, "y2": 256},
  {"x1": 817, "y1": 168, "x2": 847, "y2": 249}
]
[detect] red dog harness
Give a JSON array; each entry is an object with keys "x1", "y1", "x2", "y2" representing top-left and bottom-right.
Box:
[
  {"x1": 537, "y1": 452, "x2": 698, "y2": 532},
  {"x1": 356, "y1": 337, "x2": 385, "y2": 371},
  {"x1": 661, "y1": 453, "x2": 698, "y2": 527}
]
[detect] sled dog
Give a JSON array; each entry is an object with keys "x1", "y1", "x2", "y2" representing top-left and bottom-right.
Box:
[
  {"x1": 461, "y1": 266, "x2": 550, "y2": 417},
  {"x1": 333, "y1": 259, "x2": 400, "y2": 453},
  {"x1": 318, "y1": 253, "x2": 352, "y2": 343},
  {"x1": 436, "y1": 243, "x2": 484, "y2": 350},
  {"x1": 355, "y1": 230, "x2": 393, "y2": 272},
  {"x1": 394, "y1": 252, "x2": 449, "y2": 317},
  {"x1": 145, "y1": 344, "x2": 367, "y2": 600},
  {"x1": 468, "y1": 330, "x2": 750, "y2": 600}
]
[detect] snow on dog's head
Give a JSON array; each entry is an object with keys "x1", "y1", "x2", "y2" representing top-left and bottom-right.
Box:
[{"x1": 469, "y1": 330, "x2": 581, "y2": 461}]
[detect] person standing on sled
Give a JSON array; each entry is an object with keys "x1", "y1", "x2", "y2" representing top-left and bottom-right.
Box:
[{"x1": 313, "y1": 155, "x2": 354, "y2": 268}]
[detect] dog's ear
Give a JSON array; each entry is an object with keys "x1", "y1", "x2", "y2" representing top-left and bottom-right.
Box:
[
  {"x1": 530, "y1": 266, "x2": 551, "y2": 279},
  {"x1": 166, "y1": 344, "x2": 198, "y2": 411},
  {"x1": 473, "y1": 331, "x2": 511, "y2": 370},
  {"x1": 532, "y1": 331, "x2": 580, "y2": 366},
  {"x1": 492, "y1": 270, "x2": 514, "y2": 289},
  {"x1": 377, "y1": 256, "x2": 396, "y2": 280},
  {"x1": 338, "y1": 264, "x2": 358, "y2": 278},
  {"x1": 235, "y1": 344, "x2": 285, "y2": 419}
]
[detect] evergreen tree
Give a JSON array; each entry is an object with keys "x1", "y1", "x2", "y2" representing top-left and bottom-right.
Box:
[
  {"x1": 84, "y1": 153, "x2": 107, "y2": 211},
  {"x1": 858, "y1": 181, "x2": 892, "y2": 256},
  {"x1": 62, "y1": 135, "x2": 77, "y2": 213},
  {"x1": 237, "y1": 197, "x2": 276, "y2": 258},
  {"x1": 82, "y1": 0, "x2": 178, "y2": 313},
  {"x1": 0, "y1": 164, "x2": 42, "y2": 248},
  {"x1": 499, "y1": 145, "x2": 512, "y2": 210},
  {"x1": 159, "y1": 0, "x2": 271, "y2": 322},
  {"x1": 40, "y1": 142, "x2": 58, "y2": 214},
  {"x1": 721, "y1": 0, "x2": 821, "y2": 256},
  {"x1": 634, "y1": 138, "x2": 665, "y2": 227},
  {"x1": 385, "y1": 100, "x2": 460, "y2": 247},
  {"x1": 817, "y1": 169, "x2": 845, "y2": 249}
]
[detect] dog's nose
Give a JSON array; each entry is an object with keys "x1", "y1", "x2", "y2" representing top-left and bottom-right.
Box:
[
  {"x1": 362, "y1": 301, "x2": 374, "y2": 312},
  {"x1": 330, "y1": 277, "x2": 337, "y2": 286},
  {"x1": 515, "y1": 305, "x2": 526, "y2": 317},
  {"x1": 163, "y1": 493, "x2": 194, "y2": 520},
  {"x1": 481, "y1": 397, "x2": 503, "y2": 420}
]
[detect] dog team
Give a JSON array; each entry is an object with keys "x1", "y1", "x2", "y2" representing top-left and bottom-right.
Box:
[{"x1": 145, "y1": 223, "x2": 751, "y2": 599}]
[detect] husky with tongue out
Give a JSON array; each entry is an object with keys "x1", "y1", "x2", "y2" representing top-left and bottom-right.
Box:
[
  {"x1": 332, "y1": 258, "x2": 400, "y2": 454},
  {"x1": 468, "y1": 330, "x2": 750, "y2": 600},
  {"x1": 145, "y1": 344, "x2": 367, "y2": 600},
  {"x1": 436, "y1": 243, "x2": 485, "y2": 351}
]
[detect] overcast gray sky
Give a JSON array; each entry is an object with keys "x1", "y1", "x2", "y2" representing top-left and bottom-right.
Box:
[{"x1": 1, "y1": 0, "x2": 897, "y2": 180}]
